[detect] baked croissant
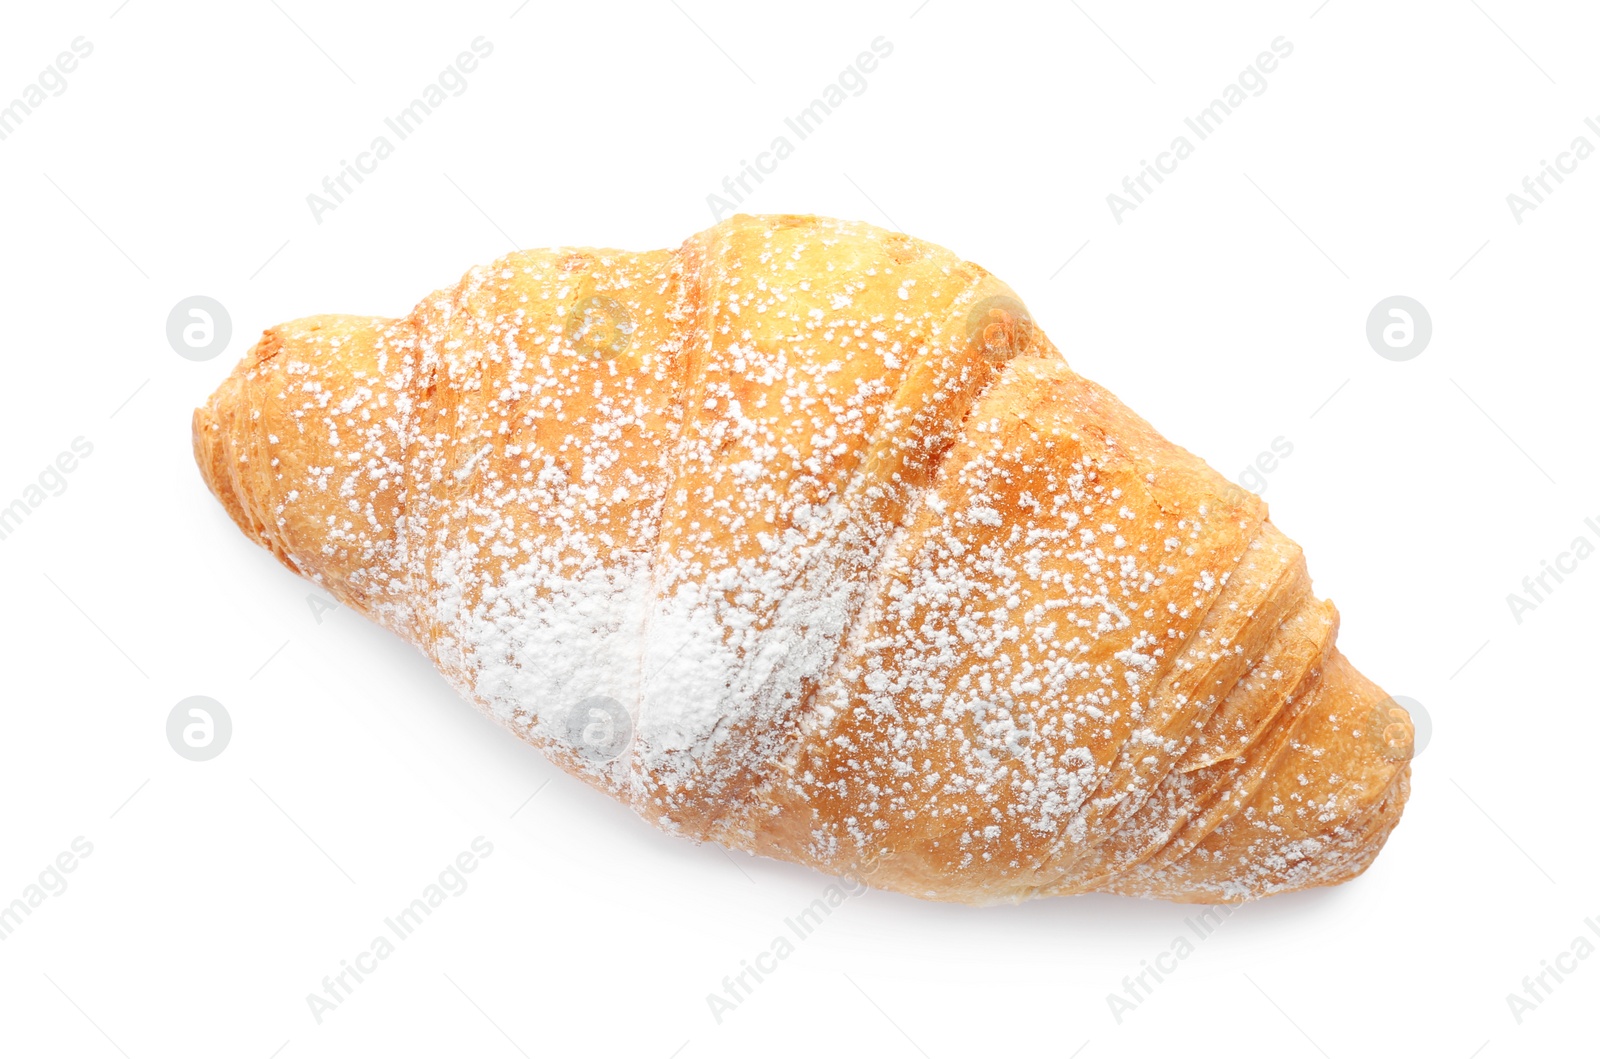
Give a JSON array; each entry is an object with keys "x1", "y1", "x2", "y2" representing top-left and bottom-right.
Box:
[{"x1": 193, "y1": 213, "x2": 1411, "y2": 904}]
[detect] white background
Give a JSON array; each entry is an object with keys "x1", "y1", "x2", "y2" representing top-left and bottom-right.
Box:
[{"x1": 0, "y1": 1, "x2": 1593, "y2": 1056}]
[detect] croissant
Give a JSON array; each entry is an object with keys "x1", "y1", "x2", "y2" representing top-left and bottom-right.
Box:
[{"x1": 193, "y1": 213, "x2": 1411, "y2": 904}]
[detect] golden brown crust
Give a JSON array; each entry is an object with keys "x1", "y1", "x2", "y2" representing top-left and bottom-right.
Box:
[{"x1": 193, "y1": 214, "x2": 1411, "y2": 903}]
